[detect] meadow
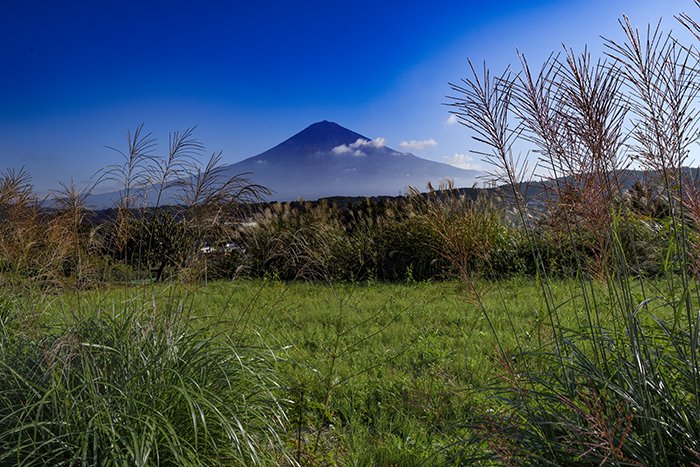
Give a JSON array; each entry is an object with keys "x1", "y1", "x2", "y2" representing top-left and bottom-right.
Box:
[{"x1": 20, "y1": 277, "x2": 680, "y2": 465}]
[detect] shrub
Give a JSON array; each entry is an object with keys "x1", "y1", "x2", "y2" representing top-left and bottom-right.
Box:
[
  {"x1": 239, "y1": 202, "x2": 344, "y2": 280},
  {"x1": 408, "y1": 183, "x2": 512, "y2": 282}
]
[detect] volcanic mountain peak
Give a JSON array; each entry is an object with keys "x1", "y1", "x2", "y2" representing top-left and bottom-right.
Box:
[
  {"x1": 285, "y1": 120, "x2": 368, "y2": 148},
  {"x1": 256, "y1": 121, "x2": 378, "y2": 160}
]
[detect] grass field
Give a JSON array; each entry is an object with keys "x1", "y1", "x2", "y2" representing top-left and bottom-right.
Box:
[{"x1": 23, "y1": 276, "x2": 677, "y2": 465}]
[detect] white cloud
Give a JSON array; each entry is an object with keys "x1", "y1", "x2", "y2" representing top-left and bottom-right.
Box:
[
  {"x1": 332, "y1": 145, "x2": 352, "y2": 155},
  {"x1": 399, "y1": 138, "x2": 438, "y2": 151},
  {"x1": 366, "y1": 137, "x2": 386, "y2": 148},
  {"x1": 332, "y1": 137, "x2": 386, "y2": 156},
  {"x1": 445, "y1": 114, "x2": 458, "y2": 125},
  {"x1": 444, "y1": 153, "x2": 481, "y2": 170}
]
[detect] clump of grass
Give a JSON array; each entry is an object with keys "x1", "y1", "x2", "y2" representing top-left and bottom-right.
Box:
[
  {"x1": 0, "y1": 294, "x2": 289, "y2": 465},
  {"x1": 0, "y1": 168, "x2": 45, "y2": 285},
  {"x1": 240, "y1": 193, "x2": 527, "y2": 283},
  {"x1": 408, "y1": 180, "x2": 509, "y2": 282},
  {"x1": 240, "y1": 201, "x2": 348, "y2": 281}
]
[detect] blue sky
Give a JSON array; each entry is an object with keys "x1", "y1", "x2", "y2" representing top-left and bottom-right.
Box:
[{"x1": 0, "y1": 0, "x2": 695, "y2": 193}]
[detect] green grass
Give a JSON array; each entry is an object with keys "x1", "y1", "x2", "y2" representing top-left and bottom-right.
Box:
[
  {"x1": 0, "y1": 285, "x2": 289, "y2": 466},
  {"x1": 32, "y1": 276, "x2": 683, "y2": 465}
]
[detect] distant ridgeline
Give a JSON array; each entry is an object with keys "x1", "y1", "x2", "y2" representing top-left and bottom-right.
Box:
[{"x1": 81, "y1": 165, "x2": 700, "y2": 221}]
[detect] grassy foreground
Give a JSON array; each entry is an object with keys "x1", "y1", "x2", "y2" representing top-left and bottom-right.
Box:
[{"x1": 33, "y1": 276, "x2": 675, "y2": 465}]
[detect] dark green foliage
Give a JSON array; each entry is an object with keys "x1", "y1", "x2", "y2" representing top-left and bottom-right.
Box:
[
  {"x1": 123, "y1": 211, "x2": 195, "y2": 281},
  {"x1": 237, "y1": 193, "x2": 560, "y2": 283},
  {"x1": 237, "y1": 199, "x2": 445, "y2": 282},
  {"x1": 0, "y1": 161, "x2": 686, "y2": 287}
]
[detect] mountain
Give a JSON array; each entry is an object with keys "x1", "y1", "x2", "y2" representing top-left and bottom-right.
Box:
[
  {"x1": 218, "y1": 120, "x2": 480, "y2": 201},
  {"x1": 86, "y1": 121, "x2": 481, "y2": 208}
]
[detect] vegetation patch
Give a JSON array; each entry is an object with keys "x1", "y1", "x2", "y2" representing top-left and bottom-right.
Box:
[{"x1": 0, "y1": 292, "x2": 288, "y2": 466}]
